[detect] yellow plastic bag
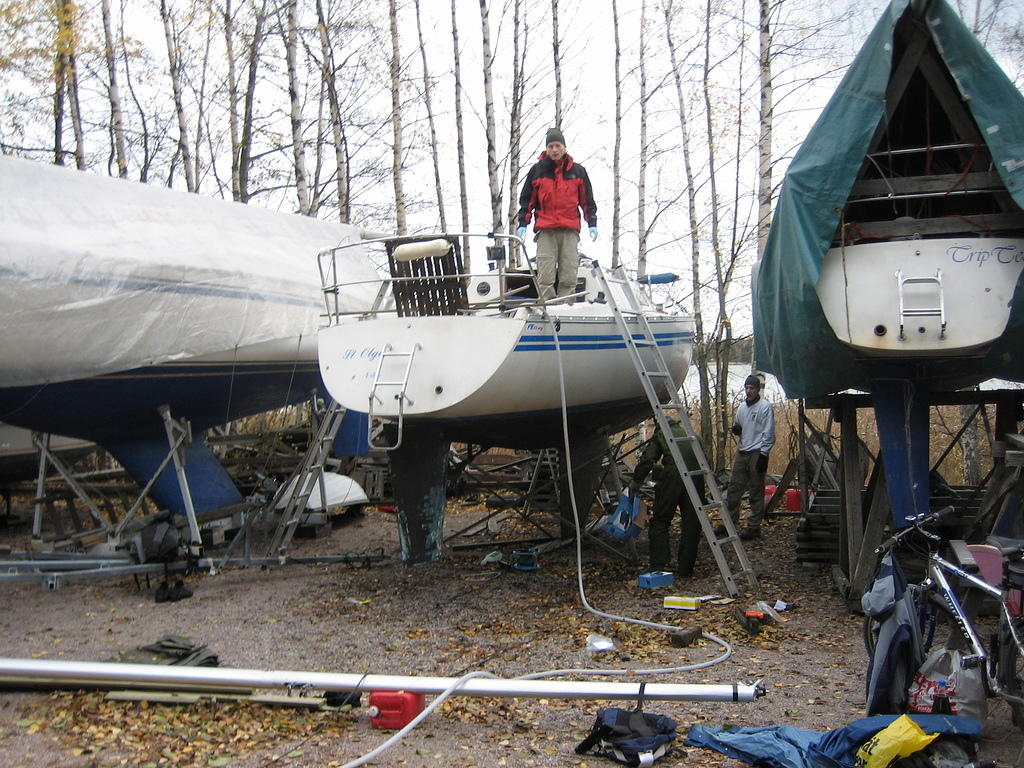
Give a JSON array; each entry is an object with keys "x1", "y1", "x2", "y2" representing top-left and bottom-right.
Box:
[{"x1": 854, "y1": 714, "x2": 939, "y2": 768}]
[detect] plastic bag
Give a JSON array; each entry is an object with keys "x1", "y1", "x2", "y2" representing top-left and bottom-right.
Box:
[
  {"x1": 600, "y1": 493, "x2": 644, "y2": 541},
  {"x1": 906, "y1": 648, "x2": 988, "y2": 722},
  {"x1": 854, "y1": 714, "x2": 938, "y2": 768}
]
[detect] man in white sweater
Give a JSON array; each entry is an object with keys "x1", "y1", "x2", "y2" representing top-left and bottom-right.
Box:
[{"x1": 721, "y1": 374, "x2": 775, "y2": 540}]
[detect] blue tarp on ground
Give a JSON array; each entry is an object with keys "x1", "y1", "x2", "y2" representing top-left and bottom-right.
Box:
[
  {"x1": 752, "y1": 0, "x2": 1024, "y2": 398},
  {"x1": 686, "y1": 715, "x2": 983, "y2": 768}
]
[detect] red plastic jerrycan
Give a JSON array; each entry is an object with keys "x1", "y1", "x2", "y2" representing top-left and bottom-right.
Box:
[{"x1": 368, "y1": 690, "x2": 425, "y2": 730}]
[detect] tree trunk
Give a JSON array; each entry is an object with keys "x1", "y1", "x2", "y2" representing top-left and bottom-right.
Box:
[
  {"x1": 118, "y1": 4, "x2": 152, "y2": 181},
  {"x1": 282, "y1": 0, "x2": 311, "y2": 215},
  {"x1": 478, "y1": 0, "x2": 502, "y2": 233},
  {"x1": 160, "y1": 0, "x2": 196, "y2": 191},
  {"x1": 191, "y1": 0, "x2": 214, "y2": 192},
  {"x1": 702, "y1": 0, "x2": 729, "y2": 463},
  {"x1": 238, "y1": 1, "x2": 267, "y2": 203},
  {"x1": 414, "y1": 0, "x2": 446, "y2": 231},
  {"x1": 100, "y1": 0, "x2": 128, "y2": 177},
  {"x1": 960, "y1": 403, "x2": 983, "y2": 486},
  {"x1": 506, "y1": 0, "x2": 526, "y2": 266},
  {"x1": 551, "y1": 0, "x2": 561, "y2": 127},
  {"x1": 756, "y1": 0, "x2": 773, "y2": 259},
  {"x1": 52, "y1": 7, "x2": 67, "y2": 166},
  {"x1": 611, "y1": 0, "x2": 622, "y2": 269},
  {"x1": 224, "y1": 0, "x2": 241, "y2": 200},
  {"x1": 451, "y1": 0, "x2": 470, "y2": 246},
  {"x1": 389, "y1": 0, "x2": 407, "y2": 234},
  {"x1": 664, "y1": 0, "x2": 713, "y2": 461},
  {"x1": 637, "y1": 0, "x2": 649, "y2": 276},
  {"x1": 56, "y1": 0, "x2": 85, "y2": 170},
  {"x1": 316, "y1": 0, "x2": 350, "y2": 222}
]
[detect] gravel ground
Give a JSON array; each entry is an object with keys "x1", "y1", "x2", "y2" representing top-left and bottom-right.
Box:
[{"x1": 0, "y1": 502, "x2": 1020, "y2": 768}]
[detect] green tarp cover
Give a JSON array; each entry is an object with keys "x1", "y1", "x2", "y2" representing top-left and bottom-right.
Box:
[{"x1": 753, "y1": 0, "x2": 1024, "y2": 398}]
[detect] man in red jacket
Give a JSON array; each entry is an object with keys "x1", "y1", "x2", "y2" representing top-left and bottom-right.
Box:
[{"x1": 516, "y1": 127, "x2": 598, "y2": 302}]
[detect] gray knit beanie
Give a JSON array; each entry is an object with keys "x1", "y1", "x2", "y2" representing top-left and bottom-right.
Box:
[{"x1": 545, "y1": 127, "x2": 565, "y2": 146}]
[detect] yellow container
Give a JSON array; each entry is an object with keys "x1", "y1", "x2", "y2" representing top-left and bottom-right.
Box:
[{"x1": 663, "y1": 595, "x2": 699, "y2": 611}]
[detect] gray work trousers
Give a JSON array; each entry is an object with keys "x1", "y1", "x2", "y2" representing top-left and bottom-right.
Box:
[
  {"x1": 725, "y1": 449, "x2": 767, "y2": 530},
  {"x1": 535, "y1": 228, "x2": 580, "y2": 301}
]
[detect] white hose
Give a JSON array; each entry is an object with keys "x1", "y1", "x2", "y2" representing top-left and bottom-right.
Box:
[
  {"x1": 340, "y1": 274, "x2": 734, "y2": 767},
  {"x1": 339, "y1": 671, "x2": 497, "y2": 768},
  {"x1": 543, "y1": 304, "x2": 734, "y2": 672}
]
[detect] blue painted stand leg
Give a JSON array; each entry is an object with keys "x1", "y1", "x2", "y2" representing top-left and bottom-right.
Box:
[
  {"x1": 107, "y1": 436, "x2": 242, "y2": 516},
  {"x1": 388, "y1": 424, "x2": 450, "y2": 565},
  {"x1": 872, "y1": 380, "x2": 931, "y2": 528}
]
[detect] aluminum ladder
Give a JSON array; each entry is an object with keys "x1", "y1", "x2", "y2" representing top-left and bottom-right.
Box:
[
  {"x1": 589, "y1": 263, "x2": 759, "y2": 597},
  {"x1": 368, "y1": 343, "x2": 420, "y2": 450},
  {"x1": 266, "y1": 398, "x2": 348, "y2": 557},
  {"x1": 896, "y1": 269, "x2": 946, "y2": 340}
]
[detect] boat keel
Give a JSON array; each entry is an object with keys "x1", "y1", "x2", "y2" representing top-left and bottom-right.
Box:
[{"x1": 388, "y1": 424, "x2": 450, "y2": 565}]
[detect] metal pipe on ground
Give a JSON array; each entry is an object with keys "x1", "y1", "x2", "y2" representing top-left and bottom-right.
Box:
[{"x1": 0, "y1": 658, "x2": 765, "y2": 702}]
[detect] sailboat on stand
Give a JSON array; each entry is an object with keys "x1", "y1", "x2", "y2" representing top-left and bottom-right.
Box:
[
  {"x1": 754, "y1": 0, "x2": 1024, "y2": 526},
  {"x1": 317, "y1": 233, "x2": 695, "y2": 563}
]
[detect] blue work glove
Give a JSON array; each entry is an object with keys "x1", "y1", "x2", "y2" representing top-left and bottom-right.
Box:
[
  {"x1": 589, "y1": 226, "x2": 599, "y2": 242},
  {"x1": 516, "y1": 225, "x2": 527, "y2": 239}
]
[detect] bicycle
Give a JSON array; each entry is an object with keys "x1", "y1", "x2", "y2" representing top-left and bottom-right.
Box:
[{"x1": 863, "y1": 506, "x2": 1024, "y2": 727}]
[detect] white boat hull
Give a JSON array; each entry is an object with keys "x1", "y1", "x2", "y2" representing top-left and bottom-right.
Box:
[
  {"x1": 318, "y1": 308, "x2": 694, "y2": 422},
  {"x1": 816, "y1": 237, "x2": 1024, "y2": 356}
]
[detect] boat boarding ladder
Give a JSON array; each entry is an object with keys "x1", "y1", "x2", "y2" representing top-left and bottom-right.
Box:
[
  {"x1": 896, "y1": 269, "x2": 946, "y2": 340},
  {"x1": 589, "y1": 263, "x2": 759, "y2": 598},
  {"x1": 367, "y1": 343, "x2": 420, "y2": 450},
  {"x1": 266, "y1": 398, "x2": 347, "y2": 557}
]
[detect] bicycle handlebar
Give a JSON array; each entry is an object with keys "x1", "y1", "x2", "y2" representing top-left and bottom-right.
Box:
[{"x1": 874, "y1": 505, "x2": 957, "y2": 554}]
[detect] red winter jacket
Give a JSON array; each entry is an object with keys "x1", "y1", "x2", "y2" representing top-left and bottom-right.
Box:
[{"x1": 517, "y1": 152, "x2": 597, "y2": 232}]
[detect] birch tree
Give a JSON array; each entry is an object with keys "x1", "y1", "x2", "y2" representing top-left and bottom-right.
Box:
[
  {"x1": 281, "y1": 0, "x2": 311, "y2": 214},
  {"x1": 389, "y1": 0, "x2": 407, "y2": 234},
  {"x1": 636, "y1": 0, "x2": 649, "y2": 276},
  {"x1": 223, "y1": 0, "x2": 241, "y2": 198},
  {"x1": 478, "y1": 0, "x2": 502, "y2": 233},
  {"x1": 551, "y1": 0, "x2": 562, "y2": 126},
  {"x1": 160, "y1": 0, "x2": 196, "y2": 191},
  {"x1": 664, "y1": 0, "x2": 714, "y2": 456},
  {"x1": 611, "y1": 0, "x2": 623, "y2": 269},
  {"x1": 316, "y1": 0, "x2": 350, "y2": 222},
  {"x1": 55, "y1": 0, "x2": 85, "y2": 169},
  {"x1": 414, "y1": 0, "x2": 446, "y2": 231},
  {"x1": 100, "y1": 0, "x2": 128, "y2": 177},
  {"x1": 450, "y1": 0, "x2": 470, "y2": 237},
  {"x1": 505, "y1": 0, "x2": 527, "y2": 264},
  {"x1": 237, "y1": 1, "x2": 268, "y2": 203},
  {"x1": 756, "y1": 0, "x2": 773, "y2": 258}
]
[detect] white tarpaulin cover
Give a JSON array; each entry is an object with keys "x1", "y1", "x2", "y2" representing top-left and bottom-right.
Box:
[{"x1": 0, "y1": 156, "x2": 382, "y2": 387}]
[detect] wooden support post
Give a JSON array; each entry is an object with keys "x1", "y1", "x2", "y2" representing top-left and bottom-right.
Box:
[
  {"x1": 839, "y1": 397, "x2": 864, "y2": 577},
  {"x1": 850, "y1": 464, "x2": 890, "y2": 601},
  {"x1": 797, "y1": 399, "x2": 809, "y2": 514}
]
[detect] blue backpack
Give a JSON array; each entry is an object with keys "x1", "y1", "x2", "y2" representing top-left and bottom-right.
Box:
[{"x1": 575, "y1": 702, "x2": 678, "y2": 766}]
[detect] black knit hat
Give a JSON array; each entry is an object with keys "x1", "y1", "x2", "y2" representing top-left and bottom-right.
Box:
[
  {"x1": 744, "y1": 374, "x2": 762, "y2": 389},
  {"x1": 545, "y1": 127, "x2": 565, "y2": 146}
]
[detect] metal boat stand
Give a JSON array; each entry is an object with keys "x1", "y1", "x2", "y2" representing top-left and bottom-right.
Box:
[
  {"x1": 30, "y1": 432, "x2": 111, "y2": 547},
  {"x1": 213, "y1": 393, "x2": 349, "y2": 568},
  {"x1": 444, "y1": 437, "x2": 644, "y2": 564}
]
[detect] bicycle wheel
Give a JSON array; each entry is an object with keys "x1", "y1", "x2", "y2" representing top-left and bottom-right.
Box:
[{"x1": 995, "y1": 616, "x2": 1024, "y2": 728}]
